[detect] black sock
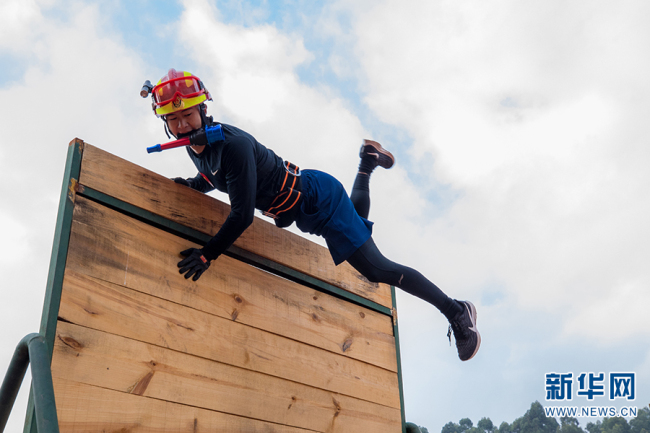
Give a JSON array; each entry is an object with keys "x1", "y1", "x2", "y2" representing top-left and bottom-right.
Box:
[
  {"x1": 350, "y1": 173, "x2": 371, "y2": 219},
  {"x1": 442, "y1": 299, "x2": 464, "y2": 321},
  {"x1": 358, "y1": 155, "x2": 378, "y2": 175}
]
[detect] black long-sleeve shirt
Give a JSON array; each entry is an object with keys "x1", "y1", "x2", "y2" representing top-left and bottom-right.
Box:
[{"x1": 184, "y1": 123, "x2": 286, "y2": 260}]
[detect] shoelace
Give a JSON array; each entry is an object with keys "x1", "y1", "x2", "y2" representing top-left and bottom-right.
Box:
[{"x1": 447, "y1": 319, "x2": 468, "y2": 346}]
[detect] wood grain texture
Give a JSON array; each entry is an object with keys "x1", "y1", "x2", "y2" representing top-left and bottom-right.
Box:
[
  {"x1": 65, "y1": 196, "x2": 397, "y2": 372},
  {"x1": 78, "y1": 143, "x2": 393, "y2": 308},
  {"x1": 57, "y1": 269, "x2": 401, "y2": 409},
  {"x1": 52, "y1": 322, "x2": 402, "y2": 432},
  {"x1": 53, "y1": 378, "x2": 312, "y2": 433}
]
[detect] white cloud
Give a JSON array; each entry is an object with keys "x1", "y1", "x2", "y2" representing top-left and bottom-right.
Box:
[
  {"x1": 0, "y1": 0, "x2": 42, "y2": 52},
  {"x1": 0, "y1": 2, "x2": 162, "y2": 430},
  {"x1": 0, "y1": 212, "x2": 29, "y2": 263},
  {"x1": 2, "y1": 1, "x2": 650, "y2": 431},
  {"x1": 338, "y1": 0, "x2": 650, "y2": 346},
  {"x1": 563, "y1": 278, "x2": 650, "y2": 343},
  {"x1": 176, "y1": 0, "x2": 369, "y2": 184}
]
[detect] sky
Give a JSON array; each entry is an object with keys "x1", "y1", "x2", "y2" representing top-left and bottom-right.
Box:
[{"x1": 1, "y1": 0, "x2": 649, "y2": 431}]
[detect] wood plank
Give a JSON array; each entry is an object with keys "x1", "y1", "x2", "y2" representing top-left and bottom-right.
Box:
[
  {"x1": 58, "y1": 269, "x2": 401, "y2": 409},
  {"x1": 66, "y1": 196, "x2": 397, "y2": 372},
  {"x1": 52, "y1": 322, "x2": 402, "y2": 433},
  {"x1": 77, "y1": 143, "x2": 393, "y2": 308},
  {"x1": 53, "y1": 378, "x2": 311, "y2": 432}
]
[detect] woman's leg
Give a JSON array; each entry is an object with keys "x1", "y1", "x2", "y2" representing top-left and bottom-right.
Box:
[
  {"x1": 346, "y1": 237, "x2": 481, "y2": 361},
  {"x1": 350, "y1": 172, "x2": 371, "y2": 219},
  {"x1": 346, "y1": 140, "x2": 480, "y2": 361},
  {"x1": 347, "y1": 238, "x2": 462, "y2": 319},
  {"x1": 350, "y1": 140, "x2": 394, "y2": 219}
]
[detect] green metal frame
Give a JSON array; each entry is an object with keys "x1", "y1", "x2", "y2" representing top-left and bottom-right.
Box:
[
  {"x1": 15, "y1": 139, "x2": 409, "y2": 431},
  {"x1": 392, "y1": 286, "x2": 408, "y2": 433},
  {"x1": 24, "y1": 140, "x2": 83, "y2": 433},
  {"x1": 1, "y1": 334, "x2": 59, "y2": 433}
]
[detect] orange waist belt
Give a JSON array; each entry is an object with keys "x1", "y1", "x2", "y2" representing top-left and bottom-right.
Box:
[{"x1": 262, "y1": 161, "x2": 302, "y2": 227}]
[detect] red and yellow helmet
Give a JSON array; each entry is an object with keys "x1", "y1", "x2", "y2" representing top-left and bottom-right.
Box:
[{"x1": 151, "y1": 68, "x2": 212, "y2": 117}]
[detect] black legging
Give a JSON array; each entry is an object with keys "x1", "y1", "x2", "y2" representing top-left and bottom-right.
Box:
[{"x1": 347, "y1": 172, "x2": 460, "y2": 320}]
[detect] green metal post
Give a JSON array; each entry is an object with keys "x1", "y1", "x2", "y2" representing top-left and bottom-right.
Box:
[
  {"x1": 38, "y1": 139, "x2": 84, "y2": 349},
  {"x1": 24, "y1": 139, "x2": 84, "y2": 433},
  {"x1": 0, "y1": 335, "x2": 31, "y2": 430},
  {"x1": 27, "y1": 336, "x2": 59, "y2": 432},
  {"x1": 1, "y1": 334, "x2": 59, "y2": 433},
  {"x1": 392, "y1": 286, "x2": 409, "y2": 433}
]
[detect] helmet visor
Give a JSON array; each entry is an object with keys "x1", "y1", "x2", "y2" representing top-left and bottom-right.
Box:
[{"x1": 152, "y1": 75, "x2": 205, "y2": 109}]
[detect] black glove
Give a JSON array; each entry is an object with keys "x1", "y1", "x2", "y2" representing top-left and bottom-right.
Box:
[
  {"x1": 172, "y1": 177, "x2": 190, "y2": 186},
  {"x1": 178, "y1": 248, "x2": 211, "y2": 281}
]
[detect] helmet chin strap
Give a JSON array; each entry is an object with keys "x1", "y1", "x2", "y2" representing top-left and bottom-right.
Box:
[
  {"x1": 162, "y1": 103, "x2": 213, "y2": 140},
  {"x1": 163, "y1": 119, "x2": 173, "y2": 139},
  {"x1": 199, "y1": 103, "x2": 214, "y2": 127}
]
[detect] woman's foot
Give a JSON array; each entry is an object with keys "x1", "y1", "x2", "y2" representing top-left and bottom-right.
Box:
[
  {"x1": 447, "y1": 300, "x2": 481, "y2": 361},
  {"x1": 359, "y1": 139, "x2": 395, "y2": 170}
]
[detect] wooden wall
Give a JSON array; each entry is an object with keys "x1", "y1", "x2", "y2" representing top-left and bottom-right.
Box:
[{"x1": 47, "y1": 143, "x2": 403, "y2": 432}]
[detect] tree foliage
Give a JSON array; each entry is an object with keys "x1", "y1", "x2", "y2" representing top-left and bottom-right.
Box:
[
  {"x1": 478, "y1": 417, "x2": 496, "y2": 433},
  {"x1": 630, "y1": 408, "x2": 650, "y2": 433},
  {"x1": 559, "y1": 417, "x2": 584, "y2": 433},
  {"x1": 586, "y1": 420, "x2": 602, "y2": 433},
  {"x1": 433, "y1": 403, "x2": 648, "y2": 433},
  {"x1": 511, "y1": 401, "x2": 560, "y2": 433},
  {"x1": 601, "y1": 417, "x2": 631, "y2": 433},
  {"x1": 443, "y1": 422, "x2": 463, "y2": 433}
]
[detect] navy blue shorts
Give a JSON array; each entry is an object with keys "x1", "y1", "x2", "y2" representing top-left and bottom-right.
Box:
[{"x1": 295, "y1": 170, "x2": 373, "y2": 265}]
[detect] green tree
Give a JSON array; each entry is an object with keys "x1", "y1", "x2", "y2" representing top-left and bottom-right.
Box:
[
  {"x1": 630, "y1": 407, "x2": 650, "y2": 433},
  {"x1": 460, "y1": 419, "x2": 475, "y2": 432},
  {"x1": 498, "y1": 421, "x2": 513, "y2": 433},
  {"x1": 511, "y1": 401, "x2": 560, "y2": 433},
  {"x1": 601, "y1": 417, "x2": 630, "y2": 433},
  {"x1": 438, "y1": 403, "x2": 648, "y2": 433},
  {"x1": 586, "y1": 421, "x2": 602, "y2": 433},
  {"x1": 406, "y1": 423, "x2": 429, "y2": 433},
  {"x1": 478, "y1": 418, "x2": 496, "y2": 433},
  {"x1": 559, "y1": 417, "x2": 584, "y2": 433},
  {"x1": 443, "y1": 421, "x2": 463, "y2": 433}
]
